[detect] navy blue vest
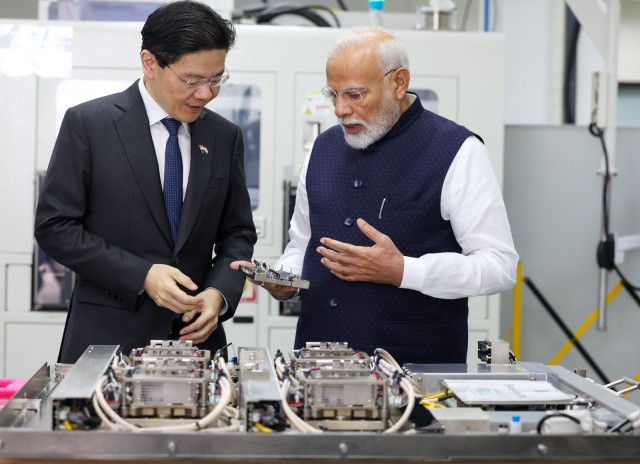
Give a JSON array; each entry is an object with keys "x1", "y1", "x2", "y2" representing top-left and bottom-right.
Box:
[{"x1": 296, "y1": 95, "x2": 477, "y2": 365}]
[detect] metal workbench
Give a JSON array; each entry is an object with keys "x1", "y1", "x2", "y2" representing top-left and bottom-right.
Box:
[{"x1": 0, "y1": 356, "x2": 639, "y2": 462}]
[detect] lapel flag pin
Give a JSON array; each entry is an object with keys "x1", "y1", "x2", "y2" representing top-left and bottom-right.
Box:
[{"x1": 199, "y1": 145, "x2": 209, "y2": 154}]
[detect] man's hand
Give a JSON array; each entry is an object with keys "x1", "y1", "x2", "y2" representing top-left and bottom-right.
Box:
[
  {"x1": 143, "y1": 264, "x2": 203, "y2": 314},
  {"x1": 178, "y1": 288, "x2": 223, "y2": 345},
  {"x1": 230, "y1": 261, "x2": 299, "y2": 301},
  {"x1": 316, "y1": 218, "x2": 404, "y2": 286}
]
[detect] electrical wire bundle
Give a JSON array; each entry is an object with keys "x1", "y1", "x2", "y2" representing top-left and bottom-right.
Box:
[
  {"x1": 90, "y1": 357, "x2": 239, "y2": 433},
  {"x1": 274, "y1": 346, "x2": 418, "y2": 433},
  {"x1": 370, "y1": 348, "x2": 417, "y2": 433}
]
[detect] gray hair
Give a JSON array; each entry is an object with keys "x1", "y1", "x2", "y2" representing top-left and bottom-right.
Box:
[{"x1": 327, "y1": 26, "x2": 409, "y2": 72}]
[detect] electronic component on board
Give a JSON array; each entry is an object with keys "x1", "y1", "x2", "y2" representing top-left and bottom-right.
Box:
[
  {"x1": 118, "y1": 340, "x2": 212, "y2": 419},
  {"x1": 239, "y1": 259, "x2": 310, "y2": 289},
  {"x1": 237, "y1": 347, "x2": 287, "y2": 432},
  {"x1": 51, "y1": 345, "x2": 120, "y2": 431},
  {"x1": 286, "y1": 342, "x2": 388, "y2": 431}
]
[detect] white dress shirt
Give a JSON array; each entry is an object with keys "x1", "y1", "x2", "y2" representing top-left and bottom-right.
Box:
[
  {"x1": 138, "y1": 78, "x2": 190, "y2": 198},
  {"x1": 276, "y1": 135, "x2": 519, "y2": 299}
]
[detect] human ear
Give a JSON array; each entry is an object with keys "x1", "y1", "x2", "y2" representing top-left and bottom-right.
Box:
[
  {"x1": 140, "y1": 49, "x2": 158, "y2": 79},
  {"x1": 392, "y1": 67, "x2": 410, "y2": 99}
]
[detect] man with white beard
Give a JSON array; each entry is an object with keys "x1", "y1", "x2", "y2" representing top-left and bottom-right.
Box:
[{"x1": 232, "y1": 27, "x2": 518, "y2": 366}]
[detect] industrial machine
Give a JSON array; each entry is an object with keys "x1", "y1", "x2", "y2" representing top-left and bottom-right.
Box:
[{"x1": 0, "y1": 339, "x2": 638, "y2": 461}]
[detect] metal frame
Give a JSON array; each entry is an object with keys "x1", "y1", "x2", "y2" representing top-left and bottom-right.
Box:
[
  {"x1": 1, "y1": 356, "x2": 639, "y2": 461},
  {"x1": 0, "y1": 427, "x2": 638, "y2": 461}
]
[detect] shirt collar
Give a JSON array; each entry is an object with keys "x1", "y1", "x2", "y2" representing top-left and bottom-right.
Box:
[
  {"x1": 138, "y1": 77, "x2": 189, "y2": 133},
  {"x1": 381, "y1": 92, "x2": 423, "y2": 142},
  {"x1": 357, "y1": 93, "x2": 423, "y2": 152}
]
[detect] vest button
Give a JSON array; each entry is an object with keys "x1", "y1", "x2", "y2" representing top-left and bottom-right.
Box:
[
  {"x1": 329, "y1": 297, "x2": 339, "y2": 308},
  {"x1": 344, "y1": 217, "x2": 354, "y2": 227},
  {"x1": 353, "y1": 179, "x2": 363, "y2": 189},
  {"x1": 366, "y1": 145, "x2": 374, "y2": 153}
]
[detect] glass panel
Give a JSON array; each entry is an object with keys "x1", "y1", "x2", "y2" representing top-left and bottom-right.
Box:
[{"x1": 213, "y1": 84, "x2": 262, "y2": 210}]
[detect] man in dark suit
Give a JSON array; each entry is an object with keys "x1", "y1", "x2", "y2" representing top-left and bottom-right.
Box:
[{"x1": 35, "y1": 0, "x2": 256, "y2": 364}]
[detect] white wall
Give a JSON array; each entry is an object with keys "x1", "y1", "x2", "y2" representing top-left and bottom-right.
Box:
[
  {"x1": 502, "y1": 125, "x2": 640, "y2": 403},
  {"x1": 619, "y1": 0, "x2": 640, "y2": 82},
  {"x1": 501, "y1": 0, "x2": 566, "y2": 125}
]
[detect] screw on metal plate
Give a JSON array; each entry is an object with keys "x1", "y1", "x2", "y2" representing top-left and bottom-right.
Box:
[{"x1": 537, "y1": 443, "x2": 549, "y2": 455}]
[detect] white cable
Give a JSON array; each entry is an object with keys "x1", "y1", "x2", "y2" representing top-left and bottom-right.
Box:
[
  {"x1": 280, "y1": 378, "x2": 314, "y2": 432},
  {"x1": 141, "y1": 376, "x2": 233, "y2": 432},
  {"x1": 275, "y1": 356, "x2": 286, "y2": 380},
  {"x1": 94, "y1": 377, "x2": 138, "y2": 431},
  {"x1": 223, "y1": 405, "x2": 239, "y2": 420},
  {"x1": 200, "y1": 420, "x2": 241, "y2": 433},
  {"x1": 91, "y1": 382, "x2": 123, "y2": 431},
  {"x1": 375, "y1": 348, "x2": 402, "y2": 372},
  {"x1": 201, "y1": 406, "x2": 241, "y2": 432},
  {"x1": 280, "y1": 378, "x2": 322, "y2": 433},
  {"x1": 374, "y1": 357, "x2": 417, "y2": 433},
  {"x1": 93, "y1": 375, "x2": 233, "y2": 432},
  {"x1": 217, "y1": 357, "x2": 238, "y2": 405},
  {"x1": 383, "y1": 377, "x2": 415, "y2": 433},
  {"x1": 375, "y1": 350, "x2": 423, "y2": 397},
  {"x1": 377, "y1": 358, "x2": 395, "y2": 377},
  {"x1": 275, "y1": 356, "x2": 301, "y2": 386}
]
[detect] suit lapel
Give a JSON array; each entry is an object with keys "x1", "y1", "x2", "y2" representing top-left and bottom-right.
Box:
[
  {"x1": 175, "y1": 114, "x2": 215, "y2": 252},
  {"x1": 113, "y1": 82, "x2": 174, "y2": 247}
]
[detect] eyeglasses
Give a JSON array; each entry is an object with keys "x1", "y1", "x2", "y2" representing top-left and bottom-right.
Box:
[
  {"x1": 165, "y1": 64, "x2": 230, "y2": 90},
  {"x1": 321, "y1": 68, "x2": 397, "y2": 106}
]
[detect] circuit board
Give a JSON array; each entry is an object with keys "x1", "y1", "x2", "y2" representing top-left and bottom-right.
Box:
[{"x1": 239, "y1": 260, "x2": 310, "y2": 289}]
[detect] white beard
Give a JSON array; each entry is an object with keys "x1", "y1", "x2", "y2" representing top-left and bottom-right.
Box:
[{"x1": 340, "y1": 90, "x2": 401, "y2": 150}]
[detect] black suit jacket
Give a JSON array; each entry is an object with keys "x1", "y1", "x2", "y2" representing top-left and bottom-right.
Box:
[{"x1": 34, "y1": 81, "x2": 256, "y2": 363}]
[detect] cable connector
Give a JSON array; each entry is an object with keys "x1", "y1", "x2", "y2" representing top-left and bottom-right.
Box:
[{"x1": 596, "y1": 233, "x2": 615, "y2": 270}]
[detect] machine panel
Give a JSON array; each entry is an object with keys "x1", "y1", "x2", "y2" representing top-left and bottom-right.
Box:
[{"x1": 0, "y1": 339, "x2": 638, "y2": 461}]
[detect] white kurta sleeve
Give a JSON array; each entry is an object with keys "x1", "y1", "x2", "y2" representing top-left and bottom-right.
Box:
[
  {"x1": 274, "y1": 152, "x2": 312, "y2": 275},
  {"x1": 400, "y1": 136, "x2": 519, "y2": 298}
]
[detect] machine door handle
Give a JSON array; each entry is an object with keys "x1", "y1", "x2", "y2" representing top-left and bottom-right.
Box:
[{"x1": 232, "y1": 316, "x2": 254, "y2": 324}]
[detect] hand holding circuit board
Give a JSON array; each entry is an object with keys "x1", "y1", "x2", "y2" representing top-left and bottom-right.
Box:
[{"x1": 230, "y1": 259, "x2": 309, "y2": 301}]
